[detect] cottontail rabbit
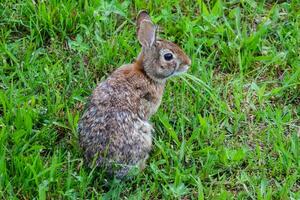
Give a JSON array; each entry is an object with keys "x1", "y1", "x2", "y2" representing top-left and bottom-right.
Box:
[{"x1": 78, "y1": 11, "x2": 191, "y2": 179}]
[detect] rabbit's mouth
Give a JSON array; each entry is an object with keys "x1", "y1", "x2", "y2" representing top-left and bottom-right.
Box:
[
  {"x1": 173, "y1": 65, "x2": 189, "y2": 76},
  {"x1": 164, "y1": 65, "x2": 189, "y2": 78},
  {"x1": 156, "y1": 64, "x2": 189, "y2": 79},
  {"x1": 178, "y1": 65, "x2": 189, "y2": 73}
]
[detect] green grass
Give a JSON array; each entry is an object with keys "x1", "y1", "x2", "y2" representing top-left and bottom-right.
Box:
[{"x1": 0, "y1": 0, "x2": 300, "y2": 199}]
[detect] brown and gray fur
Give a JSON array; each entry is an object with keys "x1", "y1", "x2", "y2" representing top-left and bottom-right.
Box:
[{"x1": 78, "y1": 11, "x2": 191, "y2": 179}]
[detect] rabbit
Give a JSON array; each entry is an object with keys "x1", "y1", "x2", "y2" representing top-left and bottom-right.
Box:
[{"x1": 78, "y1": 10, "x2": 191, "y2": 179}]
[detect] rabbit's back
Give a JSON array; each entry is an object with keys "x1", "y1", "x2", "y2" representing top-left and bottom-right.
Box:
[{"x1": 78, "y1": 64, "x2": 164, "y2": 174}]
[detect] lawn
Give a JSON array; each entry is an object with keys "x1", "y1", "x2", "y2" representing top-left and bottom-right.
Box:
[{"x1": 0, "y1": 0, "x2": 299, "y2": 199}]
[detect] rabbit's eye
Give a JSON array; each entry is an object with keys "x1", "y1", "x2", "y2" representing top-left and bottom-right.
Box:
[{"x1": 164, "y1": 53, "x2": 173, "y2": 61}]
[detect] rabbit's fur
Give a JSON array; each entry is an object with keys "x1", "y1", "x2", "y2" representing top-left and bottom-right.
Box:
[{"x1": 78, "y1": 11, "x2": 191, "y2": 178}]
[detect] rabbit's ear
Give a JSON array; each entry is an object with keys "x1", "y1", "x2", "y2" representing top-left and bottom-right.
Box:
[{"x1": 137, "y1": 11, "x2": 156, "y2": 48}]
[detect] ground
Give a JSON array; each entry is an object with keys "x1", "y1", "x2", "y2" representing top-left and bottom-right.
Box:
[{"x1": 0, "y1": 0, "x2": 299, "y2": 199}]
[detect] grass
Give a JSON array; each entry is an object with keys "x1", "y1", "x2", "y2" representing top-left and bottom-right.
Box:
[{"x1": 0, "y1": 0, "x2": 299, "y2": 199}]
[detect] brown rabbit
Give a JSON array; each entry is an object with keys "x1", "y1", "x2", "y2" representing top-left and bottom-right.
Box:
[{"x1": 78, "y1": 11, "x2": 191, "y2": 179}]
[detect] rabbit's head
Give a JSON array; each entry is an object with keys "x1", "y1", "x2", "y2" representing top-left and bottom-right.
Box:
[{"x1": 136, "y1": 11, "x2": 191, "y2": 82}]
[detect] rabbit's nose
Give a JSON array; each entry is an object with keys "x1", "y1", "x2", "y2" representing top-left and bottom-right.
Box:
[
  {"x1": 182, "y1": 57, "x2": 191, "y2": 67},
  {"x1": 186, "y1": 58, "x2": 191, "y2": 66}
]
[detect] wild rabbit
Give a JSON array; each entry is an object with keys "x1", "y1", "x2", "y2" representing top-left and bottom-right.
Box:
[{"x1": 78, "y1": 11, "x2": 191, "y2": 179}]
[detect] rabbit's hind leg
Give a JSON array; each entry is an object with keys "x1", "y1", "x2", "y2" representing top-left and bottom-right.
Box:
[
  {"x1": 138, "y1": 120, "x2": 153, "y2": 149},
  {"x1": 136, "y1": 120, "x2": 153, "y2": 170}
]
